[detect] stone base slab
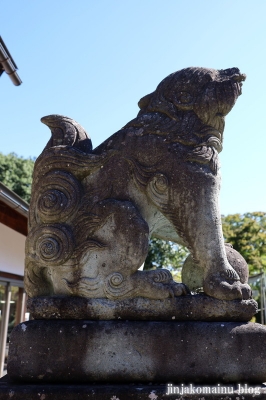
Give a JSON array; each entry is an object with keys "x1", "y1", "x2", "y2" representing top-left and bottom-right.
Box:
[
  {"x1": 7, "y1": 320, "x2": 266, "y2": 384},
  {"x1": 0, "y1": 377, "x2": 266, "y2": 400},
  {"x1": 27, "y1": 295, "x2": 258, "y2": 321}
]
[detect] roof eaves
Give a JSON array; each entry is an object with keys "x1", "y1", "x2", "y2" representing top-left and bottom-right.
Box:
[
  {"x1": 0, "y1": 182, "x2": 29, "y2": 217},
  {"x1": 0, "y1": 36, "x2": 22, "y2": 86}
]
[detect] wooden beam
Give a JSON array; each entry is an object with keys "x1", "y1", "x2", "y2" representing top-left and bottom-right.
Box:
[
  {"x1": 0, "y1": 200, "x2": 27, "y2": 236},
  {"x1": 0, "y1": 271, "x2": 24, "y2": 281}
]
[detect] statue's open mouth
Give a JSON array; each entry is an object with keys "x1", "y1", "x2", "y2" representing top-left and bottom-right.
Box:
[
  {"x1": 231, "y1": 73, "x2": 246, "y2": 96},
  {"x1": 236, "y1": 82, "x2": 243, "y2": 95}
]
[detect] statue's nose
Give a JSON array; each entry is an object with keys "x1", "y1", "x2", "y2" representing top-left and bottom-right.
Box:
[{"x1": 220, "y1": 67, "x2": 246, "y2": 82}]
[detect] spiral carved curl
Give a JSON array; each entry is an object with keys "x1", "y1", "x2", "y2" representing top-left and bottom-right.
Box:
[
  {"x1": 104, "y1": 272, "x2": 135, "y2": 300},
  {"x1": 110, "y1": 272, "x2": 124, "y2": 286},
  {"x1": 147, "y1": 173, "x2": 169, "y2": 209},
  {"x1": 151, "y1": 173, "x2": 168, "y2": 194},
  {"x1": 36, "y1": 171, "x2": 82, "y2": 223},
  {"x1": 27, "y1": 224, "x2": 74, "y2": 266}
]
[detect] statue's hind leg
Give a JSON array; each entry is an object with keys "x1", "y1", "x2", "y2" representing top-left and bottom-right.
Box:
[{"x1": 71, "y1": 199, "x2": 188, "y2": 300}]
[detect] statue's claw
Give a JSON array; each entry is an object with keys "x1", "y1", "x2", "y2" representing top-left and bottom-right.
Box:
[{"x1": 203, "y1": 271, "x2": 252, "y2": 301}]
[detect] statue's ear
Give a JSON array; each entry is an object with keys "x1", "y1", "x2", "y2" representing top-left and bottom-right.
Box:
[{"x1": 138, "y1": 92, "x2": 154, "y2": 109}]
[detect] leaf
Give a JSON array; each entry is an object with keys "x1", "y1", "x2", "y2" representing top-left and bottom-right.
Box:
[
  {"x1": 144, "y1": 237, "x2": 189, "y2": 279},
  {"x1": 0, "y1": 152, "x2": 35, "y2": 203},
  {"x1": 222, "y1": 212, "x2": 266, "y2": 275}
]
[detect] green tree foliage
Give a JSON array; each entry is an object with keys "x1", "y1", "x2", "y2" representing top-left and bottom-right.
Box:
[
  {"x1": 144, "y1": 212, "x2": 266, "y2": 280},
  {"x1": 0, "y1": 152, "x2": 34, "y2": 203},
  {"x1": 222, "y1": 212, "x2": 266, "y2": 275},
  {"x1": 144, "y1": 238, "x2": 189, "y2": 281}
]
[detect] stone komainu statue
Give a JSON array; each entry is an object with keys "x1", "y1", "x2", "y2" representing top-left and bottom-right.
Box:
[{"x1": 25, "y1": 67, "x2": 251, "y2": 302}]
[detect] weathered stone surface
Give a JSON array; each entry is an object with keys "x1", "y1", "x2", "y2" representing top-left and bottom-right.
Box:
[
  {"x1": 1, "y1": 377, "x2": 265, "y2": 400},
  {"x1": 25, "y1": 67, "x2": 252, "y2": 303},
  {"x1": 27, "y1": 295, "x2": 257, "y2": 321},
  {"x1": 182, "y1": 244, "x2": 249, "y2": 292},
  {"x1": 7, "y1": 320, "x2": 266, "y2": 384}
]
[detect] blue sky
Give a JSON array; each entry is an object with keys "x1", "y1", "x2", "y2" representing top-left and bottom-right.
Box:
[{"x1": 1, "y1": 0, "x2": 265, "y2": 215}]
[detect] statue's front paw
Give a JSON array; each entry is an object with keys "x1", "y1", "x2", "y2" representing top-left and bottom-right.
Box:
[
  {"x1": 240, "y1": 283, "x2": 252, "y2": 300},
  {"x1": 171, "y1": 282, "x2": 190, "y2": 297},
  {"x1": 151, "y1": 270, "x2": 190, "y2": 297},
  {"x1": 203, "y1": 271, "x2": 252, "y2": 300}
]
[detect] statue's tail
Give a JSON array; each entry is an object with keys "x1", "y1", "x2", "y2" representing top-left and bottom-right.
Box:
[{"x1": 41, "y1": 114, "x2": 92, "y2": 153}]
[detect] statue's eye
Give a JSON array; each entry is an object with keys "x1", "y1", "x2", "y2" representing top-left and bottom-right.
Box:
[{"x1": 177, "y1": 92, "x2": 193, "y2": 104}]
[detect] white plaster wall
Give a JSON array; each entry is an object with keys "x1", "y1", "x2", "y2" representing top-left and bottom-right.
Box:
[{"x1": 0, "y1": 223, "x2": 25, "y2": 276}]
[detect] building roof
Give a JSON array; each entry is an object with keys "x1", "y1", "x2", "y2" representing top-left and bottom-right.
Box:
[
  {"x1": 0, "y1": 36, "x2": 22, "y2": 86},
  {"x1": 0, "y1": 182, "x2": 28, "y2": 236}
]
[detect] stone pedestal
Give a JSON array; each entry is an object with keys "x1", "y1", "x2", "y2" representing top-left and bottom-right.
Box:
[
  {"x1": 0, "y1": 377, "x2": 266, "y2": 399},
  {"x1": 7, "y1": 320, "x2": 266, "y2": 384},
  {"x1": 27, "y1": 295, "x2": 257, "y2": 321}
]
